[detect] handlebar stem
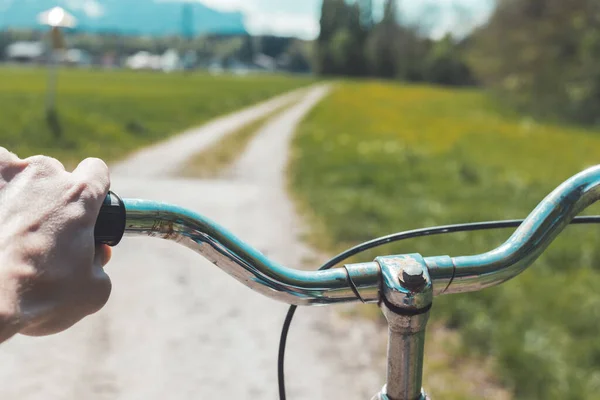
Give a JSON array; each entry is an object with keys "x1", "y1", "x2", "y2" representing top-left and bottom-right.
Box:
[{"x1": 370, "y1": 255, "x2": 432, "y2": 400}]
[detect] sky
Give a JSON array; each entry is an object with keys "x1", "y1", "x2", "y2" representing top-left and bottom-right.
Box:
[
  {"x1": 0, "y1": 0, "x2": 494, "y2": 39},
  {"x1": 195, "y1": 0, "x2": 496, "y2": 40}
]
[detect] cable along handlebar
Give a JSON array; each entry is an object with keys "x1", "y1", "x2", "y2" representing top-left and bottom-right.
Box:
[{"x1": 95, "y1": 165, "x2": 600, "y2": 304}]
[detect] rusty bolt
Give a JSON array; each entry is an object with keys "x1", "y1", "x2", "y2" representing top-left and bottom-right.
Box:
[{"x1": 399, "y1": 263, "x2": 427, "y2": 292}]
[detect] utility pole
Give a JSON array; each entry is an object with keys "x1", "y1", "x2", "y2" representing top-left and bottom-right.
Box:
[
  {"x1": 38, "y1": 6, "x2": 76, "y2": 137},
  {"x1": 383, "y1": 0, "x2": 398, "y2": 23},
  {"x1": 181, "y1": 3, "x2": 197, "y2": 71}
]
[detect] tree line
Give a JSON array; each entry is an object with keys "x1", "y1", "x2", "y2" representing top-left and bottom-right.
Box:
[
  {"x1": 315, "y1": 0, "x2": 475, "y2": 86},
  {"x1": 470, "y1": 0, "x2": 600, "y2": 125},
  {"x1": 2, "y1": 0, "x2": 597, "y2": 125},
  {"x1": 316, "y1": 0, "x2": 600, "y2": 126}
]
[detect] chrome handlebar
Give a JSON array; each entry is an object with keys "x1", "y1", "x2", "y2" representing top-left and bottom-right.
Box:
[
  {"x1": 122, "y1": 199, "x2": 381, "y2": 305},
  {"x1": 426, "y1": 165, "x2": 600, "y2": 295},
  {"x1": 97, "y1": 165, "x2": 600, "y2": 305}
]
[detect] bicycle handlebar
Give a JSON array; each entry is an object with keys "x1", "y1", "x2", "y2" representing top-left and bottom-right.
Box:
[
  {"x1": 95, "y1": 165, "x2": 600, "y2": 304},
  {"x1": 95, "y1": 195, "x2": 380, "y2": 305},
  {"x1": 426, "y1": 165, "x2": 600, "y2": 295}
]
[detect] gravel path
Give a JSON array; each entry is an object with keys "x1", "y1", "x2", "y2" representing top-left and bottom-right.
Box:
[{"x1": 0, "y1": 85, "x2": 384, "y2": 400}]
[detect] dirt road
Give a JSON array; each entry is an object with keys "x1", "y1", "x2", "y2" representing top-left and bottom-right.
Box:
[{"x1": 0, "y1": 86, "x2": 384, "y2": 399}]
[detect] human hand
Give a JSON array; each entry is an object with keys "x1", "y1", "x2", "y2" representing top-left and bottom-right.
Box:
[{"x1": 0, "y1": 148, "x2": 112, "y2": 340}]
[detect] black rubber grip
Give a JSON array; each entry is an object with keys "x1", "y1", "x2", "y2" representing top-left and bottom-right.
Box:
[{"x1": 94, "y1": 191, "x2": 126, "y2": 247}]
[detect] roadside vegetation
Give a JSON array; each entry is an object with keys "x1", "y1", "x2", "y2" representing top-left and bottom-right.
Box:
[
  {"x1": 179, "y1": 100, "x2": 295, "y2": 178},
  {"x1": 290, "y1": 82, "x2": 600, "y2": 400},
  {"x1": 0, "y1": 67, "x2": 311, "y2": 167},
  {"x1": 315, "y1": 0, "x2": 600, "y2": 128}
]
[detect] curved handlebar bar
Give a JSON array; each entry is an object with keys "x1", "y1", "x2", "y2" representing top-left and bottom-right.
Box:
[
  {"x1": 426, "y1": 165, "x2": 600, "y2": 295},
  {"x1": 96, "y1": 165, "x2": 600, "y2": 305},
  {"x1": 119, "y1": 199, "x2": 381, "y2": 305}
]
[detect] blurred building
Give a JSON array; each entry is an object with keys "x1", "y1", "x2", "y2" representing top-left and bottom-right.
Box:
[
  {"x1": 101, "y1": 52, "x2": 118, "y2": 69},
  {"x1": 125, "y1": 49, "x2": 181, "y2": 72},
  {"x1": 126, "y1": 51, "x2": 161, "y2": 70},
  {"x1": 59, "y1": 49, "x2": 92, "y2": 66},
  {"x1": 253, "y1": 53, "x2": 276, "y2": 71},
  {"x1": 5, "y1": 41, "x2": 45, "y2": 63},
  {"x1": 161, "y1": 49, "x2": 181, "y2": 72},
  {"x1": 181, "y1": 50, "x2": 197, "y2": 70}
]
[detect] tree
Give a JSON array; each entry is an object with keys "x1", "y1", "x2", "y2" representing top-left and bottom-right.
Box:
[
  {"x1": 315, "y1": 0, "x2": 368, "y2": 76},
  {"x1": 344, "y1": 2, "x2": 369, "y2": 76},
  {"x1": 366, "y1": 0, "x2": 400, "y2": 78},
  {"x1": 237, "y1": 35, "x2": 255, "y2": 63},
  {"x1": 469, "y1": 0, "x2": 600, "y2": 125},
  {"x1": 316, "y1": 0, "x2": 340, "y2": 75},
  {"x1": 423, "y1": 35, "x2": 475, "y2": 86},
  {"x1": 383, "y1": 0, "x2": 398, "y2": 23},
  {"x1": 282, "y1": 40, "x2": 311, "y2": 73},
  {"x1": 313, "y1": 0, "x2": 476, "y2": 86}
]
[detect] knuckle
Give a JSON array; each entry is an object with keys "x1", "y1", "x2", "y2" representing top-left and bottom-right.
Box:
[
  {"x1": 64, "y1": 180, "x2": 91, "y2": 204},
  {"x1": 0, "y1": 147, "x2": 19, "y2": 163},
  {"x1": 87, "y1": 157, "x2": 108, "y2": 171},
  {"x1": 0, "y1": 148, "x2": 25, "y2": 174},
  {"x1": 74, "y1": 158, "x2": 110, "y2": 195},
  {"x1": 84, "y1": 158, "x2": 109, "y2": 180},
  {"x1": 0, "y1": 150, "x2": 25, "y2": 185},
  {"x1": 68, "y1": 179, "x2": 103, "y2": 205},
  {"x1": 75, "y1": 179, "x2": 93, "y2": 198},
  {"x1": 25, "y1": 155, "x2": 65, "y2": 175}
]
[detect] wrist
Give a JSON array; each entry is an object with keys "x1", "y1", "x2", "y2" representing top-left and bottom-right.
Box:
[
  {"x1": 0, "y1": 311, "x2": 21, "y2": 342},
  {"x1": 0, "y1": 258, "x2": 30, "y2": 341}
]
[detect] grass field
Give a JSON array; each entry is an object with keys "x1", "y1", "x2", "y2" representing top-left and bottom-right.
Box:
[
  {"x1": 290, "y1": 82, "x2": 600, "y2": 399},
  {"x1": 0, "y1": 67, "x2": 311, "y2": 167}
]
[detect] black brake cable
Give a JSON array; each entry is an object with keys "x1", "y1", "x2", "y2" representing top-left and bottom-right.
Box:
[{"x1": 277, "y1": 216, "x2": 600, "y2": 400}]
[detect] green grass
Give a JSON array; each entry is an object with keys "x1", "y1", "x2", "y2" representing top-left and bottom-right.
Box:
[
  {"x1": 290, "y1": 81, "x2": 600, "y2": 400},
  {"x1": 0, "y1": 67, "x2": 312, "y2": 167},
  {"x1": 178, "y1": 99, "x2": 294, "y2": 178}
]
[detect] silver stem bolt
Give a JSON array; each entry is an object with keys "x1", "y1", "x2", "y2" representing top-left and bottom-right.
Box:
[{"x1": 399, "y1": 263, "x2": 427, "y2": 292}]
